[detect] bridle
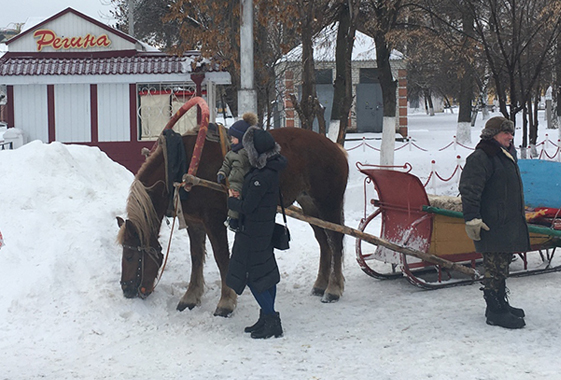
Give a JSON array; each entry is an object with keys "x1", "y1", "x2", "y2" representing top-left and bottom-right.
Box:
[{"x1": 120, "y1": 243, "x2": 163, "y2": 296}]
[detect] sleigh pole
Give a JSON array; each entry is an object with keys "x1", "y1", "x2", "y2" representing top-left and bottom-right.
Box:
[
  {"x1": 176, "y1": 175, "x2": 477, "y2": 278},
  {"x1": 280, "y1": 205, "x2": 479, "y2": 278}
]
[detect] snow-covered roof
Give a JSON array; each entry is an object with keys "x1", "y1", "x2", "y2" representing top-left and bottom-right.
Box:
[
  {"x1": 283, "y1": 23, "x2": 404, "y2": 62},
  {"x1": 21, "y1": 17, "x2": 47, "y2": 32}
]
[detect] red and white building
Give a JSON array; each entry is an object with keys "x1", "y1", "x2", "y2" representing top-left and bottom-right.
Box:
[{"x1": 0, "y1": 8, "x2": 230, "y2": 172}]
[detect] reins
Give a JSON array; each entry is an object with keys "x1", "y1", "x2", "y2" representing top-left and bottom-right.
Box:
[{"x1": 151, "y1": 188, "x2": 178, "y2": 292}]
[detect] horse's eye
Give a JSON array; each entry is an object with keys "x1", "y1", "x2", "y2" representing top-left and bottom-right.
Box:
[{"x1": 124, "y1": 251, "x2": 135, "y2": 262}]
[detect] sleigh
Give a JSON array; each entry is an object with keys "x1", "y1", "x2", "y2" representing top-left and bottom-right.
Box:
[{"x1": 354, "y1": 161, "x2": 561, "y2": 289}]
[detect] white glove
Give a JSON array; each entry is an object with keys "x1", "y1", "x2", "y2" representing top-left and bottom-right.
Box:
[{"x1": 465, "y1": 218, "x2": 490, "y2": 241}]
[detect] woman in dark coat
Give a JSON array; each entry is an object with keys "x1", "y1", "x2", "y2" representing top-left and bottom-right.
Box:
[
  {"x1": 226, "y1": 126, "x2": 287, "y2": 339},
  {"x1": 459, "y1": 116, "x2": 530, "y2": 329}
]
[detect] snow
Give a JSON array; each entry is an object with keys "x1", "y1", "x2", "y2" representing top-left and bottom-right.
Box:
[
  {"x1": 282, "y1": 22, "x2": 403, "y2": 63},
  {"x1": 1, "y1": 111, "x2": 561, "y2": 379}
]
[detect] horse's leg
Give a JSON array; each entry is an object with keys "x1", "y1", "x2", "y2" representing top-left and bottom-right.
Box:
[
  {"x1": 299, "y1": 195, "x2": 345, "y2": 303},
  {"x1": 205, "y1": 216, "x2": 237, "y2": 317},
  {"x1": 309, "y1": 224, "x2": 332, "y2": 296},
  {"x1": 177, "y1": 223, "x2": 206, "y2": 312},
  {"x1": 321, "y1": 222, "x2": 345, "y2": 303},
  {"x1": 298, "y1": 197, "x2": 334, "y2": 298}
]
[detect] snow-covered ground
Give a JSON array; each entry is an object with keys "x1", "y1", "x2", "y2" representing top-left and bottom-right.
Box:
[{"x1": 1, "y1": 111, "x2": 560, "y2": 380}]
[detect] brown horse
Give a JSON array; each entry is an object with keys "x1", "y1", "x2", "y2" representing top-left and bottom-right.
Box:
[{"x1": 117, "y1": 127, "x2": 348, "y2": 317}]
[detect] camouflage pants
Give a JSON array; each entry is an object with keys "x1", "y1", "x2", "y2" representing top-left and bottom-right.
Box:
[{"x1": 482, "y1": 252, "x2": 512, "y2": 291}]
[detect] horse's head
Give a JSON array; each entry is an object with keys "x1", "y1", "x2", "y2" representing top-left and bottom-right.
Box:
[{"x1": 117, "y1": 216, "x2": 163, "y2": 299}]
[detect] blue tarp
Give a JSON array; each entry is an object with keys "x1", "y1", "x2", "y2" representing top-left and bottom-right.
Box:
[{"x1": 518, "y1": 159, "x2": 561, "y2": 208}]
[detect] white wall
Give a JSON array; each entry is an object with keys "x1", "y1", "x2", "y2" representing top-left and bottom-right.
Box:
[
  {"x1": 97, "y1": 83, "x2": 130, "y2": 142},
  {"x1": 54, "y1": 84, "x2": 90, "y2": 142},
  {"x1": 13, "y1": 84, "x2": 48, "y2": 142}
]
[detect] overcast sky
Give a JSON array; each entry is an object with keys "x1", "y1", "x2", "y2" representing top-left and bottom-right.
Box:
[{"x1": 0, "y1": 0, "x2": 116, "y2": 29}]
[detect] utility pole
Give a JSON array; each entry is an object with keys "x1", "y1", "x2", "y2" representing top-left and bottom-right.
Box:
[{"x1": 238, "y1": 0, "x2": 257, "y2": 116}]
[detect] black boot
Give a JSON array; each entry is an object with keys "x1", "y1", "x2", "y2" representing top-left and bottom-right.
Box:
[
  {"x1": 251, "y1": 312, "x2": 283, "y2": 339},
  {"x1": 484, "y1": 282, "x2": 525, "y2": 318},
  {"x1": 483, "y1": 289, "x2": 525, "y2": 329},
  {"x1": 244, "y1": 309, "x2": 265, "y2": 333}
]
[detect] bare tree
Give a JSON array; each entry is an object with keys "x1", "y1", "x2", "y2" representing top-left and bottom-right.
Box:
[
  {"x1": 327, "y1": 1, "x2": 360, "y2": 144},
  {"x1": 361, "y1": 0, "x2": 411, "y2": 165},
  {"x1": 287, "y1": 0, "x2": 329, "y2": 133}
]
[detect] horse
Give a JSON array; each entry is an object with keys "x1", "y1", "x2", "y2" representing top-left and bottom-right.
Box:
[{"x1": 116, "y1": 127, "x2": 348, "y2": 317}]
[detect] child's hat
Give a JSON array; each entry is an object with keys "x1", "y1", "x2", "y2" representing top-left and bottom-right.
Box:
[{"x1": 228, "y1": 112, "x2": 258, "y2": 140}]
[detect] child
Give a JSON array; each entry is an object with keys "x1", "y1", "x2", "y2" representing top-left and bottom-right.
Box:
[{"x1": 217, "y1": 112, "x2": 257, "y2": 231}]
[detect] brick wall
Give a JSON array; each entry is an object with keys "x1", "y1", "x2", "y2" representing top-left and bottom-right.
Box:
[{"x1": 397, "y1": 69, "x2": 408, "y2": 137}]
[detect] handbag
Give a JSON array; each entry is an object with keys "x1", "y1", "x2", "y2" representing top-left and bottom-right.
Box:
[{"x1": 272, "y1": 190, "x2": 290, "y2": 250}]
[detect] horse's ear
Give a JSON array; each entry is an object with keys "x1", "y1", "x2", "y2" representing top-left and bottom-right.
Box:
[
  {"x1": 124, "y1": 219, "x2": 139, "y2": 239},
  {"x1": 116, "y1": 217, "x2": 139, "y2": 239}
]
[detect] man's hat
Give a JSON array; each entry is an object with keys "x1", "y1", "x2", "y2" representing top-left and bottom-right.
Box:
[{"x1": 481, "y1": 116, "x2": 515, "y2": 139}]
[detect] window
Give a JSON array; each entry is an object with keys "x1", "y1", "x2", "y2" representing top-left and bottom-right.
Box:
[{"x1": 137, "y1": 83, "x2": 201, "y2": 140}]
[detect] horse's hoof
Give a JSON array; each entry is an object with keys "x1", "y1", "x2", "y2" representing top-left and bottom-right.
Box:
[
  {"x1": 311, "y1": 287, "x2": 325, "y2": 297},
  {"x1": 176, "y1": 302, "x2": 196, "y2": 312},
  {"x1": 321, "y1": 293, "x2": 340, "y2": 303},
  {"x1": 213, "y1": 307, "x2": 233, "y2": 318}
]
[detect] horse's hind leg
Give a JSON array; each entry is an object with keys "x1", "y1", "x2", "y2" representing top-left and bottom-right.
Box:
[
  {"x1": 177, "y1": 224, "x2": 206, "y2": 312},
  {"x1": 299, "y1": 197, "x2": 345, "y2": 303},
  {"x1": 205, "y1": 219, "x2": 237, "y2": 317},
  {"x1": 308, "y1": 224, "x2": 332, "y2": 296},
  {"x1": 309, "y1": 226, "x2": 345, "y2": 303},
  {"x1": 322, "y1": 227, "x2": 345, "y2": 303}
]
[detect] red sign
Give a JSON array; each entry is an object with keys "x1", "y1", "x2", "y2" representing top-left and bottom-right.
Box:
[{"x1": 33, "y1": 29, "x2": 112, "y2": 51}]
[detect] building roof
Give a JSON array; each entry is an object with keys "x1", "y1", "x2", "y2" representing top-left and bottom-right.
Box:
[
  {"x1": 0, "y1": 53, "x2": 200, "y2": 76},
  {"x1": 0, "y1": 7, "x2": 229, "y2": 84},
  {"x1": 283, "y1": 23, "x2": 404, "y2": 63},
  {"x1": 5, "y1": 8, "x2": 137, "y2": 46}
]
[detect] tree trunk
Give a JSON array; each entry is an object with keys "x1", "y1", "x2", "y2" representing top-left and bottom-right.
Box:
[
  {"x1": 331, "y1": 4, "x2": 356, "y2": 145},
  {"x1": 424, "y1": 89, "x2": 434, "y2": 116},
  {"x1": 457, "y1": 9, "x2": 474, "y2": 145},
  {"x1": 298, "y1": 0, "x2": 317, "y2": 131},
  {"x1": 522, "y1": 104, "x2": 528, "y2": 148},
  {"x1": 376, "y1": 33, "x2": 398, "y2": 166},
  {"x1": 529, "y1": 98, "x2": 538, "y2": 146}
]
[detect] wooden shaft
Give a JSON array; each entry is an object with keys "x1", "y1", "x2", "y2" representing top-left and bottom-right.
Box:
[
  {"x1": 178, "y1": 174, "x2": 227, "y2": 193},
  {"x1": 177, "y1": 174, "x2": 478, "y2": 278},
  {"x1": 282, "y1": 205, "x2": 478, "y2": 278}
]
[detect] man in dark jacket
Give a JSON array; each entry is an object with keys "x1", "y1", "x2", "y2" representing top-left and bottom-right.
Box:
[
  {"x1": 459, "y1": 116, "x2": 530, "y2": 329},
  {"x1": 226, "y1": 125, "x2": 287, "y2": 339}
]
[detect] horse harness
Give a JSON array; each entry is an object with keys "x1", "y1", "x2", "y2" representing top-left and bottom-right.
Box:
[
  {"x1": 120, "y1": 243, "x2": 163, "y2": 296},
  {"x1": 121, "y1": 103, "x2": 221, "y2": 295}
]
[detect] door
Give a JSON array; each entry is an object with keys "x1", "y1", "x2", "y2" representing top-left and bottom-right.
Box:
[{"x1": 356, "y1": 83, "x2": 383, "y2": 132}]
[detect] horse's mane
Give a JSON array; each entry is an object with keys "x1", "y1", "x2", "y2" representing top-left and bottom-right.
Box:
[
  {"x1": 137, "y1": 140, "x2": 163, "y2": 179},
  {"x1": 117, "y1": 146, "x2": 164, "y2": 246}
]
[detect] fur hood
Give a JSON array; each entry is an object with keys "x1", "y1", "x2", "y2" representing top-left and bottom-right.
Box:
[{"x1": 243, "y1": 126, "x2": 281, "y2": 169}]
